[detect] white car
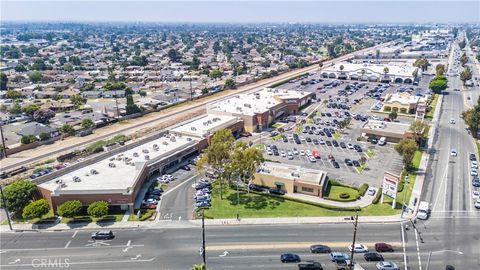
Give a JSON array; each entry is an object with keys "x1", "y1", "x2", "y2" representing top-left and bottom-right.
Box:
[
  {"x1": 348, "y1": 243, "x2": 369, "y2": 253},
  {"x1": 288, "y1": 135, "x2": 293, "y2": 140},
  {"x1": 471, "y1": 168, "x2": 478, "y2": 176},
  {"x1": 293, "y1": 149, "x2": 299, "y2": 155},
  {"x1": 347, "y1": 143, "x2": 354, "y2": 150},
  {"x1": 367, "y1": 187, "x2": 376, "y2": 196},
  {"x1": 376, "y1": 261, "x2": 399, "y2": 270},
  {"x1": 308, "y1": 156, "x2": 316, "y2": 163},
  {"x1": 471, "y1": 161, "x2": 478, "y2": 169},
  {"x1": 473, "y1": 191, "x2": 480, "y2": 200},
  {"x1": 450, "y1": 149, "x2": 457, "y2": 156},
  {"x1": 319, "y1": 139, "x2": 325, "y2": 145},
  {"x1": 300, "y1": 150, "x2": 305, "y2": 156},
  {"x1": 266, "y1": 149, "x2": 273, "y2": 155},
  {"x1": 450, "y1": 119, "x2": 455, "y2": 124},
  {"x1": 475, "y1": 199, "x2": 480, "y2": 209},
  {"x1": 280, "y1": 150, "x2": 286, "y2": 157}
]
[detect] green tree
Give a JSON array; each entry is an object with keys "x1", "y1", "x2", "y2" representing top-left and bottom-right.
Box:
[
  {"x1": 429, "y1": 76, "x2": 447, "y2": 94},
  {"x1": 22, "y1": 199, "x2": 50, "y2": 220},
  {"x1": 9, "y1": 102, "x2": 22, "y2": 115},
  {"x1": 57, "y1": 200, "x2": 83, "y2": 218},
  {"x1": 167, "y1": 49, "x2": 181, "y2": 62},
  {"x1": 33, "y1": 108, "x2": 55, "y2": 123},
  {"x1": 60, "y1": 124, "x2": 75, "y2": 136},
  {"x1": 460, "y1": 67, "x2": 472, "y2": 85},
  {"x1": 81, "y1": 118, "x2": 95, "y2": 129},
  {"x1": 224, "y1": 78, "x2": 236, "y2": 89},
  {"x1": 383, "y1": 67, "x2": 389, "y2": 79},
  {"x1": 39, "y1": 132, "x2": 51, "y2": 141},
  {"x1": 0, "y1": 72, "x2": 7, "y2": 90},
  {"x1": 196, "y1": 129, "x2": 235, "y2": 200},
  {"x1": 389, "y1": 111, "x2": 398, "y2": 121},
  {"x1": 70, "y1": 94, "x2": 87, "y2": 107},
  {"x1": 87, "y1": 201, "x2": 109, "y2": 218},
  {"x1": 460, "y1": 53, "x2": 468, "y2": 66},
  {"x1": 21, "y1": 104, "x2": 40, "y2": 116},
  {"x1": 28, "y1": 71, "x2": 43, "y2": 83},
  {"x1": 63, "y1": 63, "x2": 74, "y2": 72},
  {"x1": 1, "y1": 180, "x2": 37, "y2": 214},
  {"x1": 125, "y1": 94, "x2": 141, "y2": 115},
  {"x1": 192, "y1": 264, "x2": 206, "y2": 270},
  {"x1": 229, "y1": 141, "x2": 264, "y2": 192},
  {"x1": 21, "y1": 135, "x2": 38, "y2": 144},
  {"x1": 14, "y1": 64, "x2": 27, "y2": 72},
  {"x1": 209, "y1": 69, "x2": 223, "y2": 80},
  {"x1": 413, "y1": 58, "x2": 429, "y2": 71},
  {"x1": 6, "y1": 89, "x2": 23, "y2": 99},
  {"x1": 31, "y1": 59, "x2": 47, "y2": 71},
  {"x1": 435, "y1": 64, "x2": 445, "y2": 76},
  {"x1": 394, "y1": 138, "x2": 419, "y2": 171},
  {"x1": 462, "y1": 99, "x2": 480, "y2": 137},
  {"x1": 409, "y1": 120, "x2": 428, "y2": 142}
]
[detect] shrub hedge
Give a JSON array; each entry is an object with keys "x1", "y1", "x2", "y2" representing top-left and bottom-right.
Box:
[
  {"x1": 372, "y1": 188, "x2": 382, "y2": 204},
  {"x1": 358, "y1": 183, "x2": 369, "y2": 196}
]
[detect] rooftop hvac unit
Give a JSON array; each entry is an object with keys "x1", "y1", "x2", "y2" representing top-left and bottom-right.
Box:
[
  {"x1": 191, "y1": 127, "x2": 197, "y2": 131},
  {"x1": 162, "y1": 141, "x2": 168, "y2": 145},
  {"x1": 170, "y1": 136, "x2": 176, "y2": 142},
  {"x1": 187, "y1": 137, "x2": 192, "y2": 141},
  {"x1": 145, "y1": 155, "x2": 150, "y2": 160}
]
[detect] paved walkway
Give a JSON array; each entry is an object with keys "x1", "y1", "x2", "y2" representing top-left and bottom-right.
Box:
[{"x1": 286, "y1": 190, "x2": 376, "y2": 208}]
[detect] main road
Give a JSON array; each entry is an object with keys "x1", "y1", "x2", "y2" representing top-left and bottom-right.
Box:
[{"x1": 0, "y1": 42, "x2": 392, "y2": 172}]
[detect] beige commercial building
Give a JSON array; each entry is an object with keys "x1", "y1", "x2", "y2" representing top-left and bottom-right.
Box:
[
  {"x1": 252, "y1": 162, "x2": 329, "y2": 197},
  {"x1": 382, "y1": 93, "x2": 427, "y2": 114},
  {"x1": 361, "y1": 120, "x2": 414, "y2": 143}
]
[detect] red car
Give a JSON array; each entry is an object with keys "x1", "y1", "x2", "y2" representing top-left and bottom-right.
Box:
[
  {"x1": 328, "y1": 154, "x2": 335, "y2": 161},
  {"x1": 375, "y1": 243, "x2": 394, "y2": 252}
]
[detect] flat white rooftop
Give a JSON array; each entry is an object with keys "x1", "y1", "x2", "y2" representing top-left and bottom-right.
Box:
[
  {"x1": 208, "y1": 88, "x2": 311, "y2": 116},
  {"x1": 324, "y1": 62, "x2": 417, "y2": 78},
  {"x1": 170, "y1": 114, "x2": 239, "y2": 138},
  {"x1": 257, "y1": 162, "x2": 328, "y2": 185},
  {"x1": 362, "y1": 120, "x2": 410, "y2": 134},
  {"x1": 40, "y1": 134, "x2": 197, "y2": 195}
]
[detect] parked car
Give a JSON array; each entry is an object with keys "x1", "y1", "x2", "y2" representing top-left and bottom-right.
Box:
[
  {"x1": 310, "y1": 244, "x2": 331, "y2": 253},
  {"x1": 280, "y1": 253, "x2": 301, "y2": 263},
  {"x1": 249, "y1": 184, "x2": 264, "y2": 192},
  {"x1": 375, "y1": 243, "x2": 394, "y2": 252},
  {"x1": 367, "y1": 187, "x2": 376, "y2": 196},
  {"x1": 329, "y1": 252, "x2": 349, "y2": 262},
  {"x1": 364, "y1": 252, "x2": 384, "y2": 261},
  {"x1": 270, "y1": 188, "x2": 286, "y2": 195}
]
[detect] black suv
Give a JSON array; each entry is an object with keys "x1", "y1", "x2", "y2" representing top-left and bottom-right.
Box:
[
  {"x1": 470, "y1": 153, "x2": 477, "y2": 161},
  {"x1": 91, "y1": 230, "x2": 114, "y2": 240},
  {"x1": 269, "y1": 188, "x2": 286, "y2": 195}
]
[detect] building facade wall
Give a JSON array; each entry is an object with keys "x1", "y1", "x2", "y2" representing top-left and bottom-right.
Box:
[{"x1": 252, "y1": 174, "x2": 294, "y2": 193}]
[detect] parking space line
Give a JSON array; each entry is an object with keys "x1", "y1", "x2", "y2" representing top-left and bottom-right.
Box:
[
  {"x1": 72, "y1": 231, "x2": 78, "y2": 239},
  {"x1": 64, "y1": 240, "x2": 71, "y2": 249}
]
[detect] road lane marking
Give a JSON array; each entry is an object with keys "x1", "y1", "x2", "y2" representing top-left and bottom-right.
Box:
[
  {"x1": 0, "y1": 244, "x2": 145, "y2": 252},
  {"x1": 64, "y1": 240, "x2": 71, "y2": 249},
  {"x1": 206, "y1": 241, "x2": 401, "y2": 251},
  {"x1": 401, "y1": 224, "x2": 407, "y2": 270},
  {"x1": 414, "y1": 227, "x2": 422, "y2": 270},
  {"x1": 72, "y1": 231, "x2": 78, "y2": 238},
  {"x1": 0, "y1": 257, "x2": 156, "y2": 268},
  {"x1": 8, "y1": 259, "x2": 20, "y2": 265},
  {"x1": 130, "y1": 254, "x2": 142, "y2": 260}
]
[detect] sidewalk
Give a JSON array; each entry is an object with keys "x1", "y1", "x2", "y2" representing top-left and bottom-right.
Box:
[{"x1": 1, "y1": 213, "x2": 406, "y2": 233}]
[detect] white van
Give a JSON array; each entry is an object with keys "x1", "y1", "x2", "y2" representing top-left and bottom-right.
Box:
[
  {"x1": 378, "y1": 137, "x2": 387, "y2": 146},
  {"x1": 417, "y1": 201, "x2": 430, "y2": 220}
]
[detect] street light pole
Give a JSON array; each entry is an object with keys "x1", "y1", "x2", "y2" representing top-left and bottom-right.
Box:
[
  {"x1": 425, "y1": 250, "x2": 463, "y2": 270},
  {"x1": 202, "y1": 209, "x2": 206, "y2": 267},
  {"x1": 0, "y1": 184, "x2": 13, "y2": 231},
  {"x1": 349, "y1": 212, "x2": 359, "y2": 270},
  {"x1": 401, "y1": 175, "x2": 409, "y2": 218},
  {"x1": 0, "y1": 123, "x2": 7, "y2": 158}
]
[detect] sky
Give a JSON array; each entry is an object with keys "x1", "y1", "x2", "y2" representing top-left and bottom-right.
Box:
[{"x1": 1, "y1": 1, "x2": 479, "y2": 23}]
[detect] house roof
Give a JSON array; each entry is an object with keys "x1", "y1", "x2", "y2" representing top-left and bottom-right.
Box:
[{"x1": 17, "y1": 122, "x2": 57, "y2": 137}]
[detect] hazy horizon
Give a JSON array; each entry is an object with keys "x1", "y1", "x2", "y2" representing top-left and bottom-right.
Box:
[{"x1": 1, "y1": 1, "x2": 479, "y2": 24}]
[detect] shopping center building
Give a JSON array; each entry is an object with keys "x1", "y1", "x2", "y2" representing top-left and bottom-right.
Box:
[{"x1": 207, "y1": 88, "x2": 314, "y2": 132}]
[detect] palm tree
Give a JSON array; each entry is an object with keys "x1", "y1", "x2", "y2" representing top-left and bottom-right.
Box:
[
  {"x1": 383, "y1": 67, "x2": 389, "y2": 81},
  {"x1": 339, "y1": 65, "x2": 344, "y2": 71},
  {"x1": 361, "y1": 69, "x2": 366, "y2": 81}
]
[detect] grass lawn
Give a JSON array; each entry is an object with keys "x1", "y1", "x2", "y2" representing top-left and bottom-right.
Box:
[
  {"x1": 61, "y1": 210, "x2": 125, "y2": 224},
  {"x1": 294, "y1": 125, "x2": 303, "y2": 133},
  {"x1": 425, "y1": 94, "x2": 439, "y2": 121},
  {"x1": 254, "y1": 143, "x2": 266, "y2": 150},
  {"x1": 203, "y1": 185, "x2": 395, "y2": 218},
  {"x1": 356, "y1": 164, "x2": 366, "y2": 173},
  {"x1": 366, "y1": 149, "x2": 376, "y2": 158},
  {"x1": 333, "y1": 132, "x2": 341, "y2": 140},
  {"x1": 271, "y1": 122, "x2": 285, "y2": 129},
  {"x1": 306, "y1": 119, "x2": 314, "y2": 124},
  {"x1": 271, "y1": 134, "x2": 285, "y2": 140},
  {"x1": 8, "y1": 210, "x2": 56, "y2": 224},
  {"x1": 128, "y1": 209, "x2": 155, "y2": 221},
  {"x1": 324, "y1": 184, "x2": 359, "y2": 201},
  {"x1": 477, "y1": 143, "x2": 480, "y2": 158}
]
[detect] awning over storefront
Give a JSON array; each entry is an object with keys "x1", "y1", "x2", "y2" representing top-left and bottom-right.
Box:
[{"x1": 274, "y1": 181, "x2": 285, "y2": 186}]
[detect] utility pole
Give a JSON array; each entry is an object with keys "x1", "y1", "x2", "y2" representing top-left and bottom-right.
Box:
[
  {"x1": 0, "y1": 184, "x2": 13, "y2": 231},
  {"x1": 202, "y1": 209, "x2": 206, "y2": 267},
  {"x1": 189, "y1": 73, "x2": 193, "y2": 101},
  {"x1": 0, "y1": 123, "x2": 7, "y2": 158},
  {"x1": 115, "y1": 94, "x2": 120, "y2": 121},
  {"x1": 349, "y1": 212, "x2": 359, "y2": 270}
]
